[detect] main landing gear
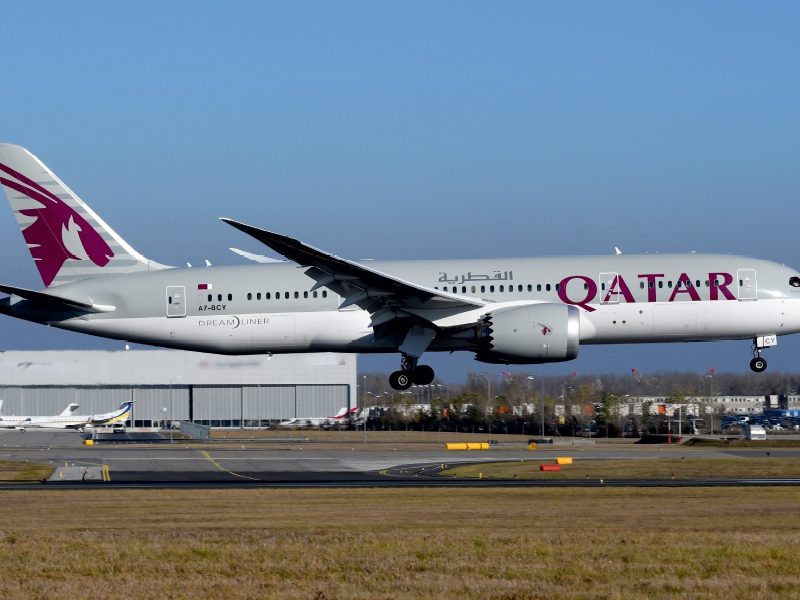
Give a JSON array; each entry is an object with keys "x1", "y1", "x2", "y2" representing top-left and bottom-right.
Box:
[{"x1": 389, "y1": 356, "x2": 435, "y2": 390}]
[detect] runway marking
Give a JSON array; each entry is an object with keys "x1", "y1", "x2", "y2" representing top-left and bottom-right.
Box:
[
  {"x1": 200, "y1": 451, "x2": 259, "y2": 481},
  {"x1": 102, "y1": 465, "x2": 110, "y2": 482}
]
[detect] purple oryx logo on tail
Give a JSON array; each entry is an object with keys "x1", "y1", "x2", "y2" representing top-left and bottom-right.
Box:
[{"x1": 0, "y1": 162, "x2": 114, "y2": 286}]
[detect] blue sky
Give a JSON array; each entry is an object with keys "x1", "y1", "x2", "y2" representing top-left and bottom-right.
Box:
[{"x1": 1, "y1": 2, "x2": 800, "y2": 381}]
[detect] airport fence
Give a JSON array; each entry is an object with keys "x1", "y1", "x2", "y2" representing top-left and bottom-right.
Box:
[{"x1": 179, "y1": 420, "x2": 210, "y2": 440}]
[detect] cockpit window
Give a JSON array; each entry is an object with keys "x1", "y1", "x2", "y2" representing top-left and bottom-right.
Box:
[{"x1": 790, "y1": 277, "x2": 800, "y2": 288}]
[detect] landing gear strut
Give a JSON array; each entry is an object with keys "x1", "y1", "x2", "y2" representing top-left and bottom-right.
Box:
[
  {"x1": 750, "y1": 337, "x2": 769, "y2": 373},
  {"x1": 390, "y1": 356, "x2": 435, "y2": 390}
]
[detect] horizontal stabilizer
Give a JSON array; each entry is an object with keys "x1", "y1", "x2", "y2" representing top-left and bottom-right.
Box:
[{"x1": 0, "y1": 283, "x2": 115, "y2": 313}]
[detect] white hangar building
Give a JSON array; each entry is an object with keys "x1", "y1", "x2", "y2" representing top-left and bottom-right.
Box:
[{"x1": 0, "y1": 350, "x2": 356, "y2": 428}]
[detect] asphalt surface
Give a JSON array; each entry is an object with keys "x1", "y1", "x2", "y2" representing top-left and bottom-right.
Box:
[{"x1": 3, "y1": 429, "x2": 800, "y2": 489}]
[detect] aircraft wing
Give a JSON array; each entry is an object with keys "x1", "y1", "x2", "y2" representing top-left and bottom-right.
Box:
[
  {"x1": 221, "y1": 219, "x2": 485, "y2": 320},
  {"x1": 0, "y1": 284, "x2": 115, "y2": 314}
]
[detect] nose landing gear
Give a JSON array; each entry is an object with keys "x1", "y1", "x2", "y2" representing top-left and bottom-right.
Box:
[
  {"x1": 389, "y1": 356, "x2": 435, "y2": 390},
  {"x1": 750, "y1": 335, "x2": 775, "y2": 372}
]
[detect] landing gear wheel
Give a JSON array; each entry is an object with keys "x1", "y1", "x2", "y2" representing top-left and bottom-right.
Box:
[
  {"x1": 750, "y1": 357, "x2": 767, "y2": 372},
  {"x1": 390, "y1": 370, "x2": 413, "y2": 390},
  {"x1": 411, "y1": 365, "x2": 435, "y2": 385}
]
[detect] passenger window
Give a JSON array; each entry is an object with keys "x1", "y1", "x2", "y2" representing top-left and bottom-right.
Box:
[
  {"x1": 518, "y1": 285, "x2": 522, "y2": 292},
  {"x1": 658, "y1": 281, "x2": 663, "y2": 289},
  {"x1": 285, "y1": 292, "x2": 289, "y2": 299},
  {"x1": 546, "y1": 284, "x2": 551, "y2": 291},
  {"x1": 714, "y1": 280, "x2": 719, "y2": 287},
  {"x1": 266, "y1": 292, "x2": 271, "y2": 299},
  {"x1": 471, "y1": 286, "x2": 476, "y2": 293},
  {"x1": 555, "y1": 283, "x2": 560, "y2": 291},
  {"x1": 668, "y1": 281, "x2": 672, "y2": 288},
  {"x1": 218, "y1": 294, "x2": 222, "y2": 301},
  {"x1": 275, "y1": 292, "x2": 279, "y2": 299},
  {"x1": 247, "y1": 293, "x2": 252, "y2": 300},
  {"x1": 677, "y1": 281, "x2": 682, "y2": 288},
  {"x1": 584, "y1": 283, "x2": 588, "y2": 290},
  {"x1": 527, "y1": 284, "x2": 532, "y2": 292},
  {"x1": 208, "y1": 294, "x2": 212, "y2": 302},
  {"x1": 228, "y1": 294, "x2": 233, "y2": 301},
  {"x1": 695, "y1": 280, "x2": 700, "y2": 288},
  {"x1": 257, "y1": 293, "x2": 262, "y2": 300},
  {"x1": 304, "y1": 291, "x2": 308, "y2": 298},
  {"x1": 322, "y1": 291, "x2": 327, "y2": 298},
  {"x1": 490, "y1": 285, "x2": 495, "y2": 293},
  {"x1": 294, "y1": 292, "x2": 299, "y2": 299},
  {"x1": 704, "y1": 280, "x2": 709, "y2": 288},
  {"x1": 443, "y1": 286, "x2": 448, "y2": 292},
  {"x1": 313, "y1": 291, "x2": 318, "y2": 298},
  {"x1": 537, "y1": 284, "x2": 541, "y2": 291},
  {"x1": 462, "y1": 286, "x2": 466, "y2": 293},
  {"x1": 481, "y1": 286, "x2": 485, "y2": 293},
  {"x1": 649, "y1": 281, "x2": 654, "y2": 289},
  {"x1": 499, "y1": 285, "x2": 504, "y2": 292}
]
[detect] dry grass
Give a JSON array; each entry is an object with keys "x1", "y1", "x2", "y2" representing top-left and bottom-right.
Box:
[
  {"x1": 443, "y1": 457, "x2": 800, "y2": 479},
  {"x1": 1, "y1": 487, "x2": 800, "y2": 598},
  {"x1": 0, "y1": 459, "x2": 54, "y2": 482}
]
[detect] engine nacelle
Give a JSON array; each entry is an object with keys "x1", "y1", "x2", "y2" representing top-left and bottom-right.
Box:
[{"x1": 476, "y1": 303, "x2": 580, "y2": 364}]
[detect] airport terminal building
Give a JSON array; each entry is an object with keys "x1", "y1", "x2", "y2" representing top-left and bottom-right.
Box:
[{"x1": 0, "y1": 350, "x2": 356, "y2": 428}]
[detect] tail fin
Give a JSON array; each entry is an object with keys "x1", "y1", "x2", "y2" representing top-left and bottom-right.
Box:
[
  {"x1": 0, "y1": 144, "x2": 171, "y2": 287},
  {"x1": 60, "y1": 403, "x2": 80, "y2": 417}
]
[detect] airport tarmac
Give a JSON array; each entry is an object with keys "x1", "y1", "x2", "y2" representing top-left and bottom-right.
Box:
[{"x1": 2, "y1": 429, "x2": 800, "y2": 489}]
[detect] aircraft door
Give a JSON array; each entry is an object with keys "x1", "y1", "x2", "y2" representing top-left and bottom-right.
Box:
[
  {"x1": 166, "y1": 286, "x2": 186, "y2": 317},
  {"x1": 599, "y1": 272, "x2": 619, "y2": 304},
  {"x1": 737, "y1": 269, "x2": 757, "y2": 300}
]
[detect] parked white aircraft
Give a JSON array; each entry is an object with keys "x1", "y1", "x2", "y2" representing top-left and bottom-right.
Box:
[
  {"x1": 0, "y1": 403, "x2": 81, "y2": 429},
  {"x1": 14, "y1": 402, "x2": 133, "y2": 432},
  {"x1": 1, "y1": 144, "x2": 799, "y2": 390},
  {"x1": 278, "y1": 407, "x2": 360, "y2": 429}
]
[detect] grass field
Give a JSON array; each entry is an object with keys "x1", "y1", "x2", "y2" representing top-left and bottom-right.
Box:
[
  {"x1": 0, "y1": 459, "x2": 54, "y2": 482},
  {"x1": 1, "y1": 486, "x2": 800, "y2": 598},
  {"x1": 442, "y1": 457, "x2": 800, "y2": 479}
]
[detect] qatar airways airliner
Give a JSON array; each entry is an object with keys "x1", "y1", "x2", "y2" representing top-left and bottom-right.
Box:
[{"x1": 1, "y1": 144, "x2": 798, "y2": 390}]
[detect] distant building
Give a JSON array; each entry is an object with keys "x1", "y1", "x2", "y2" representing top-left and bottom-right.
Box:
[{"x1": 0, "y1": 350, "x2": 356, "y2": 428}]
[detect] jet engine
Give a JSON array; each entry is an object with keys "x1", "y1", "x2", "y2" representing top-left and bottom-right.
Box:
[{"x1": 474, "y1": 303, "x2": 580, "y2": 364}]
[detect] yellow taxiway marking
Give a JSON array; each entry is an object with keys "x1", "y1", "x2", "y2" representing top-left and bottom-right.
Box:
[
  {"x1": 102, "y1": 464, "x2": 111, "y2": 482},
  {"x1": 201, "y1": 451, "x2": 258, "y2": 480}
]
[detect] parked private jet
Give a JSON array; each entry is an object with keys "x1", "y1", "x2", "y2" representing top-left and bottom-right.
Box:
[
  {"x1": 0, "y1": 402, "x2": 81, "y2": 429},
  {"x1": 278, "y1": 407, "x2": 360, "y2": 429},
  {"x1": 14, "y1": 401, "x2": 133, "y2": 432},
  {"x1": 1, "y1": 144, "x2": 799, "y2": 390}
]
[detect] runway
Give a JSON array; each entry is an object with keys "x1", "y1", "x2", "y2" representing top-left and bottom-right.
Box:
[{"x1": 2, "y1": 429, "x2": 800, "y2": 489}]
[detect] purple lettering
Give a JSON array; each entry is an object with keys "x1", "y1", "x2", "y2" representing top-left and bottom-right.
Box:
[
  {"x1": 638, "y1": 274, "x2": 664, "y2": 303},
  {"x1": 603, "y1": 274, "x2": 636, "y2": 303},
  {"x1": 668, "y1": 273, "x2": 701, "y2": 302},
  {"x1": 558, "y1": 276, "x2": 597, "y2": 312},
  {"x1": 709, "y1": 272, "x2": 736, "y2": 300}
]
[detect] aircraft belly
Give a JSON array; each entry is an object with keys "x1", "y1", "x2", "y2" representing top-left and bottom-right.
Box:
[
  {"x1": 585, "y1": 299, "x2": 790, "y2": 344},
  {"x1": 58, "y1": 311, "x2": 373, "y2": 354}
]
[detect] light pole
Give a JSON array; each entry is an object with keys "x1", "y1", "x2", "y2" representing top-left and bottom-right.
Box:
[
  {"x1": 169, "y1": 376, "x2": 181, "y2": 444},
  {"x1": 708, "y1": 370, "x2": 715, "y2": 435},
  {"x1": 527, "y1": 374, "x2": 545, "y2": 438}
]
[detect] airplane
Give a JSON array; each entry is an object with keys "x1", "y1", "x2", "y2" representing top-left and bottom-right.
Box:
[
  {"x1": 278, "y1": 407, "x2": 360, "y2": 429},
  {"x1": 1, "y1": 143, "x2": 799, "y2": 391},
  {"x1": 14, "y1": 401, "x2": 133, "y2": 432},
  {"x1": 0, "y1": 402, "x2": 81, "y2": 429}
]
